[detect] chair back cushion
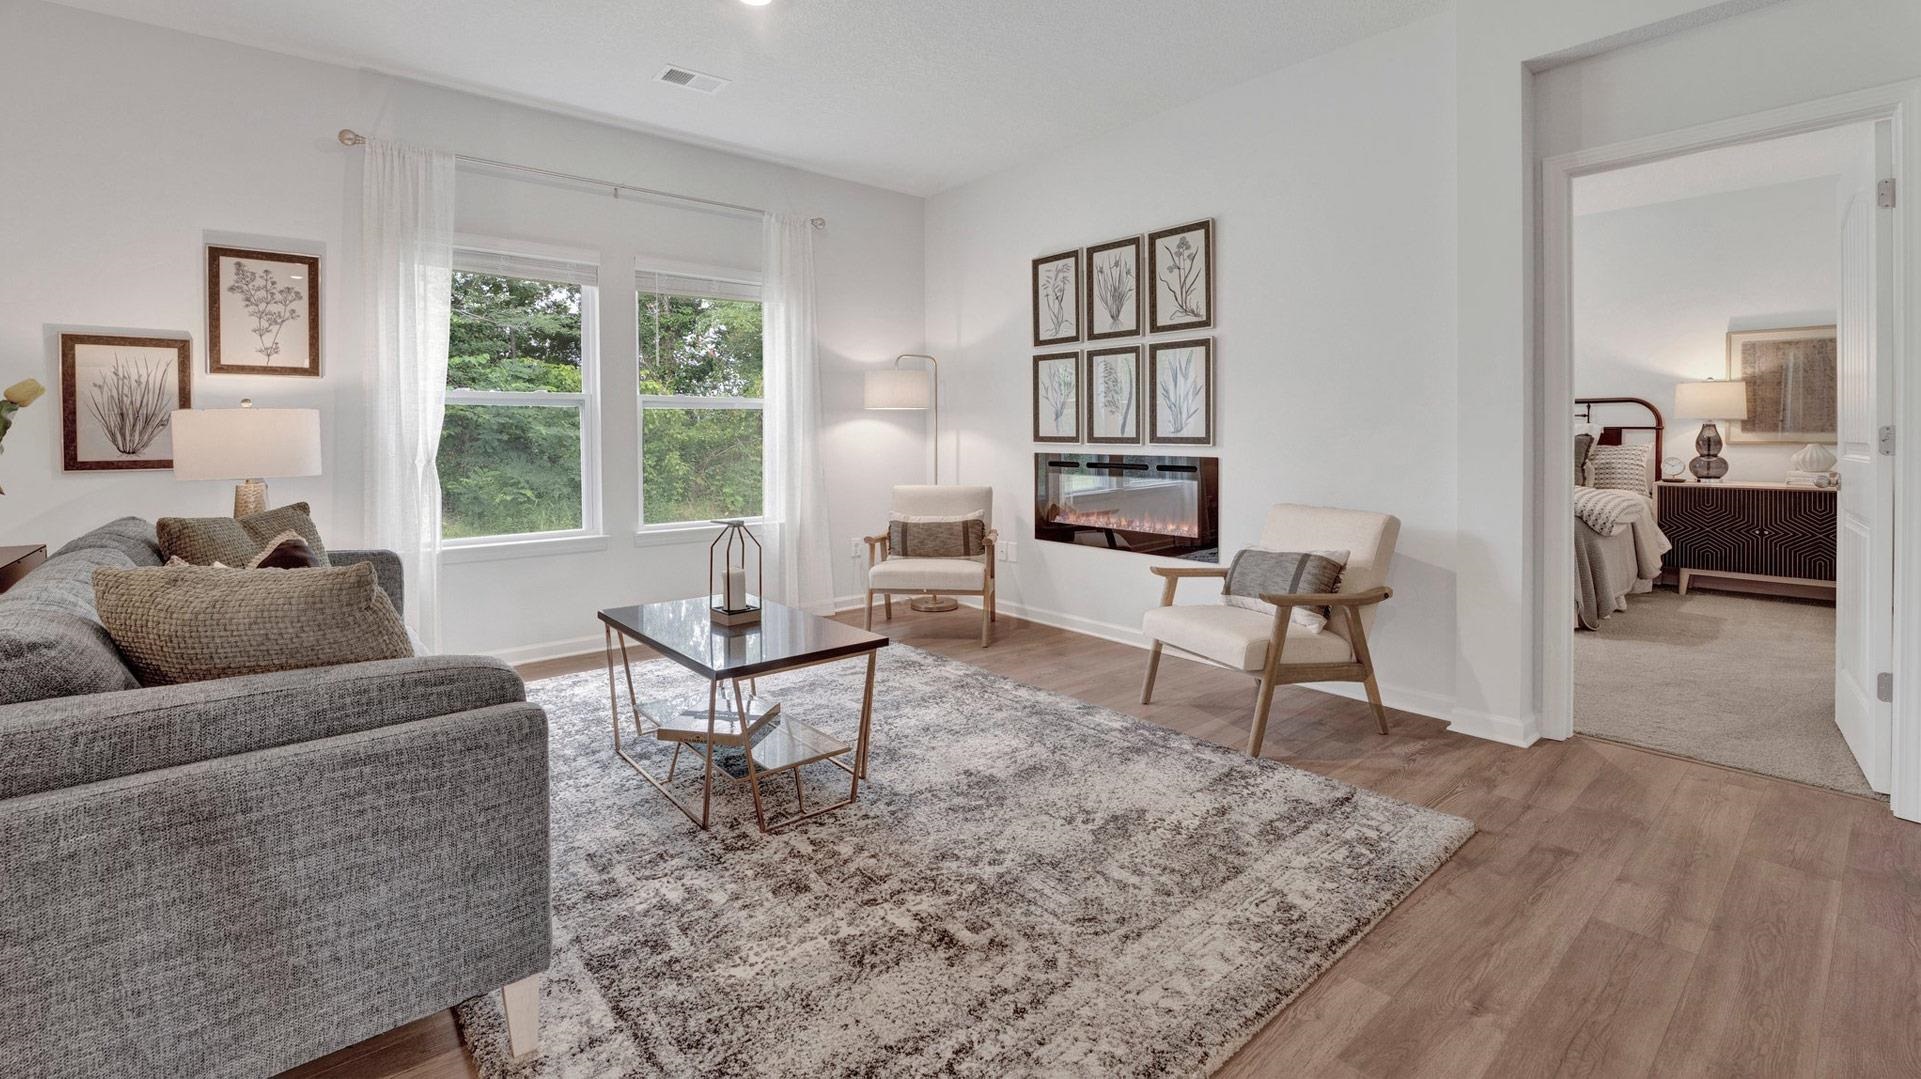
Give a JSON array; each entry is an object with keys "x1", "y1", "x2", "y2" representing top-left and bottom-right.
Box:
[{"x1": 1255, "y1": 504, "x2": 1400, "y2": 640}]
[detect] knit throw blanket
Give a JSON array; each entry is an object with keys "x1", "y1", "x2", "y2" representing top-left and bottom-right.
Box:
[{"x1": 1574, "y1": 486, "x2": 1647, "y2": 537}]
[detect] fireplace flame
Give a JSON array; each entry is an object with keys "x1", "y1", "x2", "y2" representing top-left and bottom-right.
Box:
[{"x1": 1049, "y1": 508, "x2": 1200, "y2": 538}]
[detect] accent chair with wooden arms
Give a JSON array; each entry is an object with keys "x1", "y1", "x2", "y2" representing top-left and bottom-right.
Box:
[
  {"x1": 1139, "y1": 503, "x2": 1400, "y2": 757},
  {"x1": 863, "y1": 485, "x2": 998, "y2": 647}
]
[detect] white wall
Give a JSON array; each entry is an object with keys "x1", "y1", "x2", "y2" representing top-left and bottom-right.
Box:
[
  {"x1": 1573, "y1": 177, "x2": 1838, "y2": 481},
  {"x1": 0, "y1": 1, "x2": 926, "y2": 659},
  {"x1": 923, "y1": 14, "x2": 1461, "y2": 716}
]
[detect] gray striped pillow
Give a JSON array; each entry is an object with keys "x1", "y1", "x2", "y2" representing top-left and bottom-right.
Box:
[
  {"x1": 887, "y1": 515, "x2": 986, "y2": 558},
  {"x1": 1222, "y1": 549, "x2": 1348, "y2": 632},
  {"x1": 1584, "y1": 443, "x2": 1652, "y2": 495}
]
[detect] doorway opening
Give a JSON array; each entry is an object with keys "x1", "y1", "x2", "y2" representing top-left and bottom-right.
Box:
[{"x1": 1555, "y1": 120, "x2": 1893, "y2": 798}]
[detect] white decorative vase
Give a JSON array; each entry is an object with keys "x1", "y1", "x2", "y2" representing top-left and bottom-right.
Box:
[{"x1": 1791, "y1": 443, "x2": 1837, "y2": 473}]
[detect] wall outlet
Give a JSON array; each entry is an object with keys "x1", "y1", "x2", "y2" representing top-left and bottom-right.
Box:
[
  {"x1": 850, "y1": 537, "x2": 865, "y2": 559},
  {"x1": 1000, "y1": 540, "x2": 1017, "y2": 563}
]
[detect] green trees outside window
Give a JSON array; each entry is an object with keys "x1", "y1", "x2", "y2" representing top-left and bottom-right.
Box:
[{"x1": 638, "y1": 291, "x2": 764, "y2": 525}]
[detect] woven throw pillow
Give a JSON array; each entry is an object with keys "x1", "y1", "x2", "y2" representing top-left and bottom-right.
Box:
[
  {"x1": 92, "y1": 560, "x2": 411, "y2": 685},
  {"x1": 1574, "y1": 428, "x2": 1598, "y2": 487},
  {"x1": 1584, "y1": 443, "x2": 1652, "y2": 495},
  {"x1": 1223, "y1": 549, "x2": 1349, "y2": 633},
  {"x1": 157, "y1": 502, "x2": 331, "y2": 568},
  {"x1": 888, "y1": 512, "x2": 987, "y2": 558},
  {"x1": 247, "y1": 530, "x2": 323, "y2": 570}
]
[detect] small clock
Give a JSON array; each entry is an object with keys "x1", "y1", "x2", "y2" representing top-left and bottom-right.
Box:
[{"x1": 1661, "y1": 456, "x2": 1686, "y2": 480}]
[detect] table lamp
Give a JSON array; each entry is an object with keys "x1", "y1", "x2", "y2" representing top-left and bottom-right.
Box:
[
  {"x1": 170, "y1": 400, "x2": 322, "y2": 516},
  {"x1": 1673, "y1": 378, "x2": 1747, "y2": 483}
]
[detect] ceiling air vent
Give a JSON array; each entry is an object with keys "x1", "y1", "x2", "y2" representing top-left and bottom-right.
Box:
[{"x1": 656, "y1": 65, "x2": 729, "y2": 94}]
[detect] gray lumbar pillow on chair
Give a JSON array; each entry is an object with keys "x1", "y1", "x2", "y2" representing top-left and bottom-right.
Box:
[{"x1": 1222, "y1": 549, "x2": 1349, "y2": 632}]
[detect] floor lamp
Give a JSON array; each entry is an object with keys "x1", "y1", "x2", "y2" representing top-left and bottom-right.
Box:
[{"x1": 864, "y1": 354, "x2": 956, "y2": 612}]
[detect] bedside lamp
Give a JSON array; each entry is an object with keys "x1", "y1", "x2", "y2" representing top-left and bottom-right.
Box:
[
  {"x1": 1673, "y1": 378, "x2": 1747, "y2": 483},
  {"x1": 170, "y1": 400, "x2": 322, "y2": 516}
]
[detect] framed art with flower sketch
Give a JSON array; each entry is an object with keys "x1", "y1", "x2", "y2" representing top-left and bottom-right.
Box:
[
  {"x1": 1149, "y1": 338, "x2": 1213, "y2": 445},
  {"x1": 1032, "y1": 249, "x2": 1082, "y2": 347},
  {"x1": 60, "y1": 333, "x2": 191, "y2": 471},
  {"x1": 207, "y1": 245, "x2": 321, "y2": 376},
  {"x1": 1147, "y1": 219, "x2": 1214, "y2": 334},
  {"x1": 1084, "y1": 236, "x2": 1142, "y2": 340}
]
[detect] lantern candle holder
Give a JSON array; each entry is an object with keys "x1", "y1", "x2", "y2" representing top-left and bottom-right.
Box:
[{"x1": 709, "y1": 519, "x2": 763, "y2": 626}]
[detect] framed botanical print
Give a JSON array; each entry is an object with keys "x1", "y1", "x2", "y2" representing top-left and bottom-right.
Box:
[
  {"x1": 1032, "y1": 249, "x2": 1082, "y2": 346},
  {"x1": 1725, "y1": 325, "x2": 1837, "y2": 444},
  {"x1": 207, "y1": 245, "x2": 321, "y2": 376},
  {"x1": 1032, "y1": 351, "x2": 1081, "y2": 443},
  {"x1": 1147, "y1": 219, "x2": 1214, "y2": 334},
  {"x1": 1149, "y1": 338, "x2": 1213, "y2": 445},
  {"x1": 1084, "y1": 236, "x2": 1142, "y2": 340},
  {"x1": 60, "y1": 333, "x2": 191, "y2": 471},
  {"x1": 1085, "y1": 345, "x2": 1142, "y2": 445}
]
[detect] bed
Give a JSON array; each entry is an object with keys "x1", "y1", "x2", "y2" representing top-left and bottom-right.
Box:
[{"x1": 1574, "y1": 397, "x2": 1672, "y2": 629}]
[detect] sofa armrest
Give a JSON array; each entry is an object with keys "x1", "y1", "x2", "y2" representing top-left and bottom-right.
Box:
[
  {"x1": 0, "y1": 655, "x2": 525, "y2": 800},
  {"x1": 331, "y1": 548, "x2": 403, "y2": 610}
]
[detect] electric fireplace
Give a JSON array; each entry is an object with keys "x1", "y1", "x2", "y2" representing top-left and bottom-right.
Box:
[{"x1": 1034, "y1": 452, "x2": 1219, "y2": 562}]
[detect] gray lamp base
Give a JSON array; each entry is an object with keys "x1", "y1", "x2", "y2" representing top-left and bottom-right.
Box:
[
  {"x1": 1689, "y1": 422, "x2": 1729, "y2": 483},
  {"x1": 910, "y1": 595, "x2": 960, "y2": 613}
]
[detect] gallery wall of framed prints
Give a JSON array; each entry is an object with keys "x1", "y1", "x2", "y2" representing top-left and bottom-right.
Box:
[{"x1": 1029, "y1": 219, "x2": 1214, "y2": 448}]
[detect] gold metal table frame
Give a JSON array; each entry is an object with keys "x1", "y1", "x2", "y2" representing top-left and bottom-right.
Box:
[{"x1": 602, "y1": 625, "x2": 878, "y2": 834}]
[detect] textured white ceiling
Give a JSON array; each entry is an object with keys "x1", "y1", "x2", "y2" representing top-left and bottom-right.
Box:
[{"x1": 49, "y1": 0, "x2": 1446, "y2": 194}]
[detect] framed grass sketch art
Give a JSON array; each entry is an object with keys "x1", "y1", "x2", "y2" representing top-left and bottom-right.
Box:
[
  {"x1": 60, "y1": 333, "x2": 191, "y2": 471},
  {"x1": 1085, "y1": 345, "x2": 1142, "y2": 445},
  {"x1": 1147, "y1": 219, "x2": 1214, "y2": 334},
  {"x1": 1149, "y1": 337, "x2": 1213, "y2": 445},
  {"x1": 207, "y1": 245, "x2": 321, "y2": 376},
  {"x1": 1032, "y1": 249, "x2": 1082, "y2": 347},
  {"x1": 1084, "y1": 236, "x2": 1142, "y2": 340},
  {"x1": 1033, "y1": 351, "x2": 1081, "y2": 443},
  {"x1": 1725, "y1": 325, "x2": 1837, "y2": 444}
]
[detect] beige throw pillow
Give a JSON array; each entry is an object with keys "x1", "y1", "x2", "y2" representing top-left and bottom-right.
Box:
[
  {"x1": 157, "y1": 502, "x2": 331, "y2": 568},
  {"x1": 887, "y1": 511, "x2": 987, "y2": 558},
  {"x1": 93, "y1": 561, "x2": 412, "y2": 685}
]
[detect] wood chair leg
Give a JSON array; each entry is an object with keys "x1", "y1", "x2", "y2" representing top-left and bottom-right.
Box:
[
  {"x1": 1248, "y1": 676, "x2": 1278, "y2": 757},
  {"x1": 1248, "y1": 606, "x2": 1293, "y2": 757},
  {"x1": 980, "y1": 594, "x2": 991, "y2": 647},
  {"x1": 989, "y1": 582, "x2": 997, "y2": 622},
  {"x1": 501, "y1": 974, "x2": 540, "y2": 1061},
  {"x1": 1344, "y1": 606, "x2": 1390, "y2": 735},
  {"x1": 864, "y1": 589, "x2": 874, "y2": 631},
  {"x1": 1141, "y1": 642, "x2": 1163, "y2": 704},
  {"x1": 884, "y1": 593, "x2": 893, "y2": 620}
]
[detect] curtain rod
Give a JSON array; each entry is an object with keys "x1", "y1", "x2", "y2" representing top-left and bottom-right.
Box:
[{"x1": 335, "y1": 129, "x2": 825, "y2": 229}]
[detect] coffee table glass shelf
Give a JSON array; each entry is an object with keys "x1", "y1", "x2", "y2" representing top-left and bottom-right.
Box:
[{"x1": 598, "y1": 596, "x2": 887, "y2": 833}]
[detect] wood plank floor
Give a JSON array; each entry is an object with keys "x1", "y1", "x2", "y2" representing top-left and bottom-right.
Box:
[{"x1": 282, "y1": 608, "x2": 1920, "y2": 1079}]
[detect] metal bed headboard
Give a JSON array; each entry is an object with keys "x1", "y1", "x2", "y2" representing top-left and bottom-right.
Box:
[{"x1": 1575, "y1": 396, "x2": 1665, "y2": 470}]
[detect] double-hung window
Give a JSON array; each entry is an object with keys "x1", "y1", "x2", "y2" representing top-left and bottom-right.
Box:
[
  {"x1": 439, "y1": 245, "x2": 600, "y2": 542},
  {"x1": 635, "y1": 267, "x2": 764, "y2": 527}
]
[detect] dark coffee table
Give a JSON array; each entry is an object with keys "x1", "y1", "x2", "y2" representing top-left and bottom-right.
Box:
[{"x1": 597, "y1": 596, "x2": 887, "y2": 832}]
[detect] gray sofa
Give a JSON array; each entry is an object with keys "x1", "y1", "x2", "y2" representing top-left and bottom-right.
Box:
[{"x1": 0, "y1": 518, "x2": 551, "y2": 1078}]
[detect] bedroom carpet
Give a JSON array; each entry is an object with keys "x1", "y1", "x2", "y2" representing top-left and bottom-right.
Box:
[
  {"x1": 1573, "y1": 588, "x2": 1875, "y2": 797},
  {"x1": 456, "y1": 646, "x2": 1473, "y2": 1078}
]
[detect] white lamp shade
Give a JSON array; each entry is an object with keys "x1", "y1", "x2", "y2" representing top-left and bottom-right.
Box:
[
  {"x1": 864, "y1": 368, "x2": 930, "y2": 410},
  {"x1": 1673, "y1": 379, "x2": 1749, "y2": 421},
  {"x1": 170, "y1": 407, "x2": 322, "y2": 481}
]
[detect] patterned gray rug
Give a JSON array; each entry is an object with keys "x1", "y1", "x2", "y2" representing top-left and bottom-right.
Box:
[{"x1": 458, "y1": 646, "x2": 1472, "y2": 1078}]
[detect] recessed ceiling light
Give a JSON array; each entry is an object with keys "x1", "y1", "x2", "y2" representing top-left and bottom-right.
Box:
[{"x1": 740, "y1": 0, "x2": 772, "y2": 6}]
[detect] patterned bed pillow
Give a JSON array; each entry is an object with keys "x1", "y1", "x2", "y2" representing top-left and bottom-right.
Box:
[
  {"x1": 1584, "y1": 443, "x2": 1652, "y2": 495},
  {"x1": 887, "y1": 512, "x2": 987, "y2": 558},
  {"x1": 1222, "y1": 548, "x2": 1349, "y2": 633},
  {"x1": 1574, "y1": 429, "x2": 1597, "y2": 487}
]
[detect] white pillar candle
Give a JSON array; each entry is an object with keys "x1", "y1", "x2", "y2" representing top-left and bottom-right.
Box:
[{"x1": 724, "y1": 566, "x2": 746, "y2": 611}]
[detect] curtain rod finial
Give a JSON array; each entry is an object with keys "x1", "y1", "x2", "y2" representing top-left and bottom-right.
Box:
[{"x1": 337, "y1": 129, "x2": 366, "y2": 146}]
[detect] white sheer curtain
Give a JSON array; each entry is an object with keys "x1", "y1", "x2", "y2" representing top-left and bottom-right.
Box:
[
  {"x1": 762, "y1": 213, "x2": 834, "y2": 613},
  {"x1": 361, "y1": 139, "x2": 455, "y2": 648}
]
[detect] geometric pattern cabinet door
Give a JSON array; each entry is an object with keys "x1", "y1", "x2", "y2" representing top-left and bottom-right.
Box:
[{"x1": 1656, "y1": 481, "x2": 1837, "y2": 591}]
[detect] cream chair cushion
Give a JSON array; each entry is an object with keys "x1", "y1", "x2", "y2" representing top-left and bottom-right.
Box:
[
  {"x1": 1141, "y1": 604, "x2": 1355, "y2": 671},
  {"x1": 870, "y1": 557, "x2": 987, "y2": 592},
  {"x1": 1256, "y1": 504, "x2": 1400, "y2": 643}
]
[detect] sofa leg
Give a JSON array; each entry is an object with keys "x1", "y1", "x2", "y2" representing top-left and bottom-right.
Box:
[
  {"x1": 501, "y1": 974, "x2": 540, "y2": 1060},
  {"x1": 1140, "y1": 642, "x2": 1163, "y2": 704},
  {"x1": 1247, "y1": 676, "x2": 1278, "y2": 757}
]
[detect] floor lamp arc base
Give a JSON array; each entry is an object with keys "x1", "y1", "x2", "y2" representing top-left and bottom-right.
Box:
[{"x1": 910, "y1": 594, "x2": 960, "y2": 613}]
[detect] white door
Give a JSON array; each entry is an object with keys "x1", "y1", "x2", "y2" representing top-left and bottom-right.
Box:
[{"x1": 1834, "y1": 120, "x2": 1895, "y2": 793}]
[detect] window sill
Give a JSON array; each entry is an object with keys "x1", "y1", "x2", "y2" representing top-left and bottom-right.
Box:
[
  {"x1": 633, "y1": 519, "x2": 770, "y2": 549},
  {"x1": 441, "y1": 532, "x2": 611, "y2": 564}
]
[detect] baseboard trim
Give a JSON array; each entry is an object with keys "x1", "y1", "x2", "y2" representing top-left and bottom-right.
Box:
[
  {"x1": 1445, "y1": 707, "x2": 1540, "y2": 748},
  {"x1": 488, "y1": 633, "x2": 605, "y2": 667}
]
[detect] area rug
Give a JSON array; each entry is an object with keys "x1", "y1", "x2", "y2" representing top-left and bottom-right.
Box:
[{"x1": 457, "y1": 646, "x2": 1473, "y2": 1078}]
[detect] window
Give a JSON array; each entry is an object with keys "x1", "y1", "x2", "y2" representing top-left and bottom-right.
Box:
[
  {"x1": 636, "y1": 269, "x2": 763, "y2": 527},
  {"x1": 440, "y1": 248, "x2": 599, "y2": 542}
]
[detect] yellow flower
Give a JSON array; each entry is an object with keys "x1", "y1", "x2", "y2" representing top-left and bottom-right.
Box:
[{"x1": 3, "y1": 379, "x2": 45, "y2": 408}]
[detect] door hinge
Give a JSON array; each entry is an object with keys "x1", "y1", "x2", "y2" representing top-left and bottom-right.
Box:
[
  {"x1": 1880, "y1": 178, "x2": 1897, "y2": 209},
  {"x1": 1878, "y1": 672, "x2": 1893, "y2": 702},
  {"x1": 1880, "y1": 424, "x2": 1896, "y2": 456}
]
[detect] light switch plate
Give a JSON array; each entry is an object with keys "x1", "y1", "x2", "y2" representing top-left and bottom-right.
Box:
[{"x1": 1001, "y1": 541, "x2": 1017, "y2": 563}]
